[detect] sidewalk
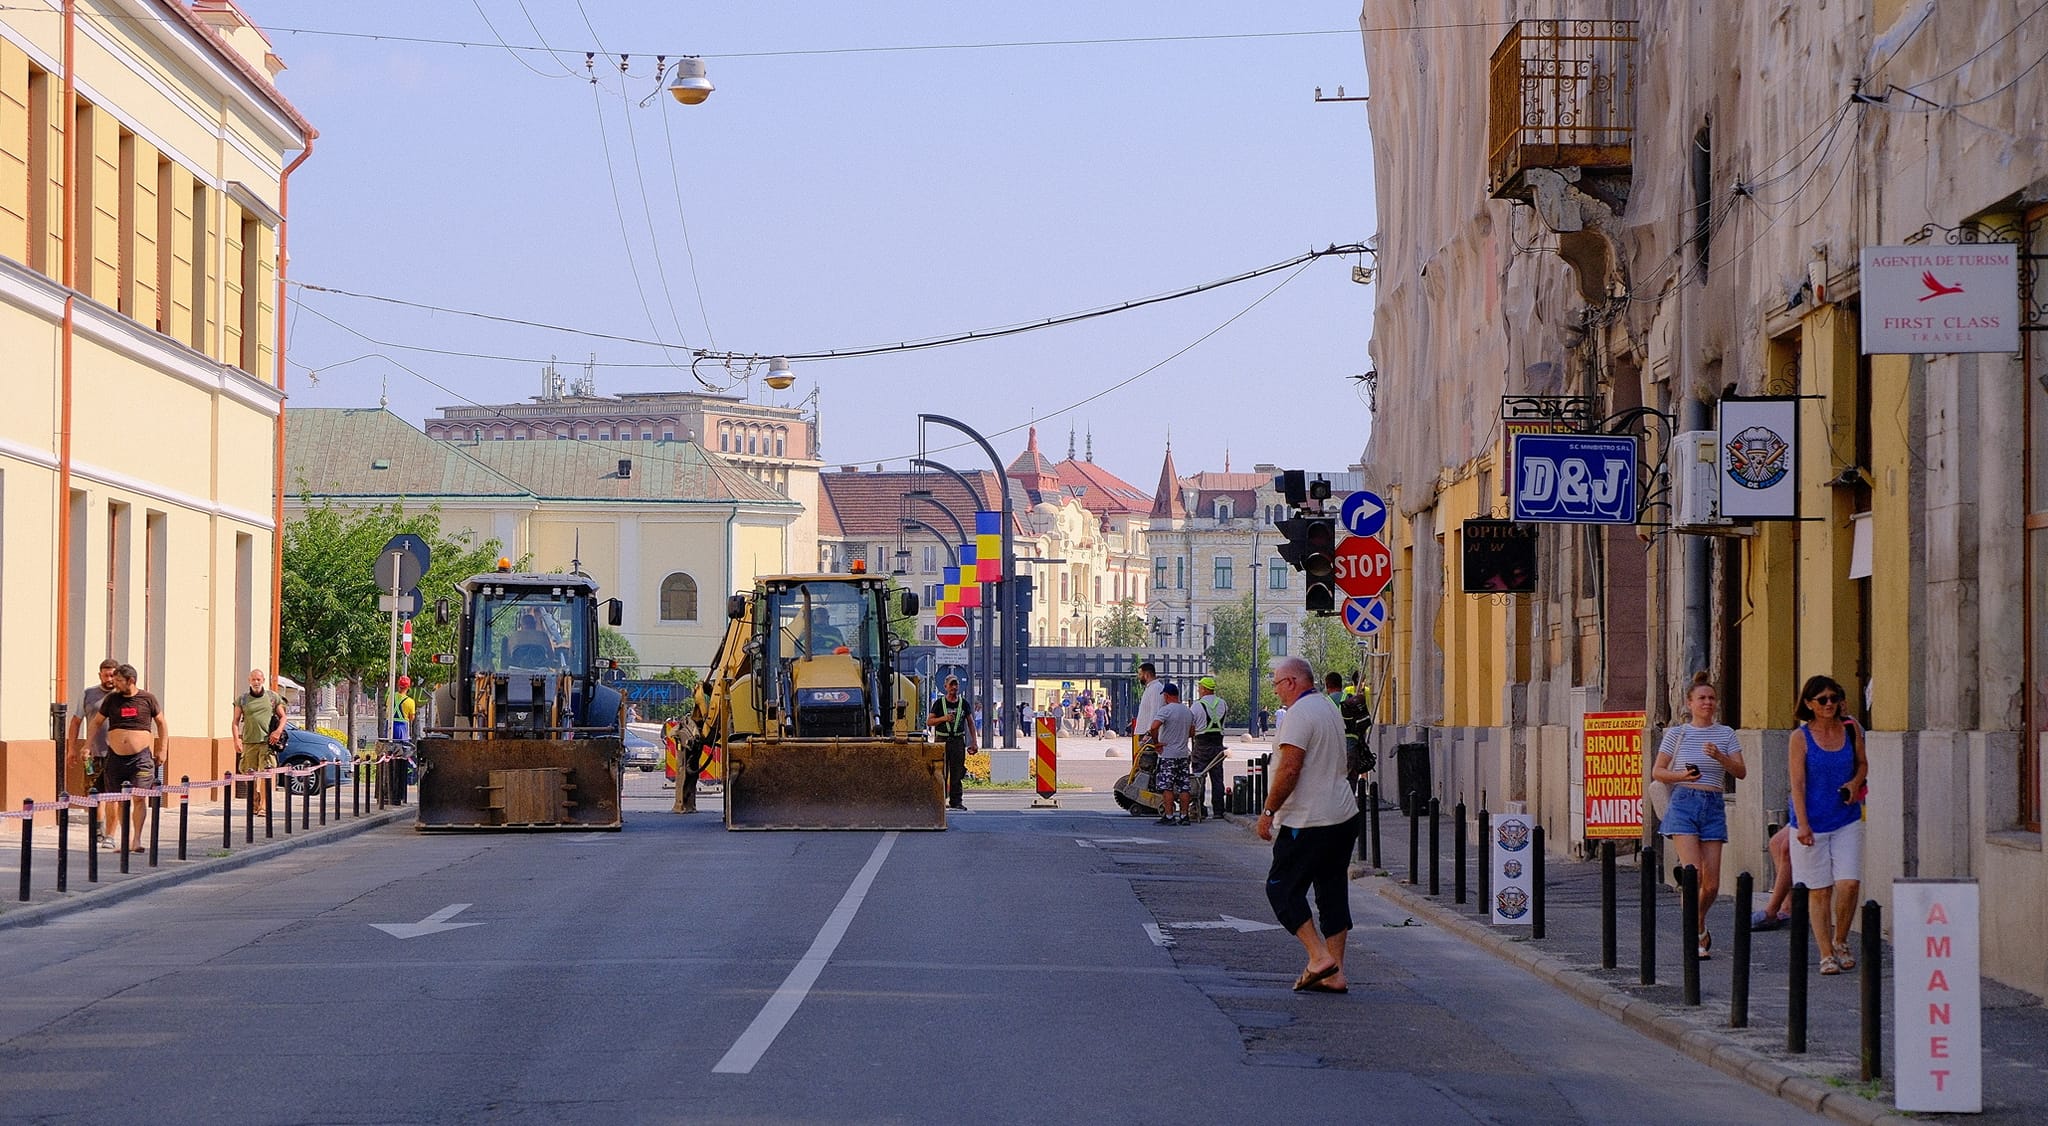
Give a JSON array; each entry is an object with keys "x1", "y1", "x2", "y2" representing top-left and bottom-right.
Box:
[
  {"x1": 1330, "y1": 798, "x2": 2044, "y2": 1125},
  {"x1": 1, "y1": 771, "x2": 413, "y2": 930}
]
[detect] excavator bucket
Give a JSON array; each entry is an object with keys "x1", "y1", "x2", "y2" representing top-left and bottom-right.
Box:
[
  {"x1": 724, "y1": 737, "x2": 948, "y2": 830},
  {"x1": 414, "y1": 736, "x2": 625, "y2": 830}
]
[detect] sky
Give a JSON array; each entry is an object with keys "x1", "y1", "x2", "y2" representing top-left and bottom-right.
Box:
[{"x1": 256, "y1": 1, "x2": 1377, "y2": 492}]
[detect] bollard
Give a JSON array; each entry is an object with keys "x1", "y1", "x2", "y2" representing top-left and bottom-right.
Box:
[
  {"x1": 1355, "y1": 780, "x2": 1370, "y2": 861},
  {"x1": 1639, "y1": 844, "x2": 1657, "y2": 985},
  {"x1": 177, "y1": 777, "x2": 190, "y2": 861},
  {"x1": 377, "y1": 756, "x2": 388, "y2": 811},
  {"x1": 148, "y1": 794, "x2": 161, "y2": 867},
  {"x1": 264, "y1": 774, "x2": 275, "y2": 839},
  {"x1": 302, "y1": 775, "x2": 312, "y2": 830},
  {"x1": 353, "y1": 758, "x2": 363, "y2": 817},
  {"x1": 318, "y1": 769, "x2": 327, "y2": 826},
  {"x1": 16, "y1": 799, "x2": 29, "y2": 901},
  {"x1": 88, "y1": 795, "x2": 100, "y2": 883},
  {"x1": 1406, "y1": 791, "x2": 1420, "y2": 885},
  {"x1": 1368, "y1": 781, "x2": 1383, "y2": 869},
  {"x1": 1476, "y1": 808, "x2": 1491, "y2": 916},
  {"x1": 1532, "y1": 824, "x2": 1547, "y2": 940},
  {"x1": 1861, "y1": 900, "x2": 1883, "y2": 1081},
  {"x1": 57, "y1": 801, "x2": 70, "y2": 893},
  {"x1": 1679, "y1": 864, "x2": 1700, "y2": 1005},
  {"x1": 1731, "y1": 871, "x2": 1753, "y2": 1028},
  {"x1": 119, "y1": 787, "x2": 132, "y2": 875},
  {"x1": 1600, "y1": 841, "x2": 1617, "y2": 969},
  {"x1": 222, "y1": 773, "x2": 234, "y2": 850},
  {"x1": 1428, "y1": 798, "x2": 1441, "y2": 896},
  {"x1": 245, "y1": 775, "x2": 255, "y2": 844},
  {"x1": 283, "y1": 773, "x2": 293, "y2": 834},
  {"x1": 1454, "y1": 801, "x2": 1468, "y2": 904},
  {"x1": 1787, "y1": 882, "x2": 1810, "y2": 1053}
]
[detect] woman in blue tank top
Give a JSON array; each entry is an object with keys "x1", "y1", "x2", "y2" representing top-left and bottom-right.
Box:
[{"x1": 1787, "y1": 674, "x2": 1869, "y2": 976}]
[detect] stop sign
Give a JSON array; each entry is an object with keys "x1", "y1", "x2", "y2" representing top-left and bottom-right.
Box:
[
  {"x1": 935, "y1": 612, "x2": 970, "y2": 647},
  {"x1": 1334, "y1": 536, "x2": 1393, "y2": 599}
]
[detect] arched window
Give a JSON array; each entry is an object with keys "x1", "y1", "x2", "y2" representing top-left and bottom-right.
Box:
[
  {"x1": 660, "y1": 573, "x2": 699, "y2": 621},
  {"x1": 1214, "y1": 499, "x2": 1233, "y2": 520},
  {"x1": 775, "y1": 428, "x2": 787, "y2": 456}
]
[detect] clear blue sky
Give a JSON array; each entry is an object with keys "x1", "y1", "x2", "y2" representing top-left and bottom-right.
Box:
[{"x1": 258, "y1": 1, "x2": 1376, "y2": 489}]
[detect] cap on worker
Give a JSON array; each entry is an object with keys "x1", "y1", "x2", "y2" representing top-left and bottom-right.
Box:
[
  {"x1": 1160, "y1": 682, "x2": 1180, "y2": 698},
  {"x1": 1197, "y1": 676, "x2": 1216, "y2": 691},
  {"x1": 397, "y1": 675, "x2": 412, "y2": 690}
]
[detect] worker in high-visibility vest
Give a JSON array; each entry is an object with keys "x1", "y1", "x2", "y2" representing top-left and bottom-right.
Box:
[
  {"x1": 1190, "y1": 676, "x2": 1230, "y2": 819},
  {"x1": 929, "y1": 676, "x2": 970, "y2": 811}
]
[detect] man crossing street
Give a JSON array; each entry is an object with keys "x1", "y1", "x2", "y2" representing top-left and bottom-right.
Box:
[{"x1": 929, "y1": 676, "x2": 971, "y2": 811}]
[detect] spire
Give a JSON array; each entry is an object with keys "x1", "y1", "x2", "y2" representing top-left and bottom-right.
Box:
[
  {"x1": 1085, "y1": 426, "x2": 1093, "y2": 462},
  {"x1": 1006, "y1": 425, "x2": 1060, "y2": 493},
  {"x1": 1148, "y1": 442, "x2": 1186, "y2": 520},
  {"x1": 1224, "y1": 447, "x2": 1231, "y2": 473},
  {"x1": 1067, "y1": 426, "x2": 1076, "y2": 461}
]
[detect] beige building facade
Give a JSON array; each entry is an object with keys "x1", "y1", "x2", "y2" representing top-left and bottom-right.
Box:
[
  {"x1": 1361, "y1": 1, "x2": 2048, "y2": 992},
  {"x1": 0, "y1": 1, "x2": 310, "y2": 806}
]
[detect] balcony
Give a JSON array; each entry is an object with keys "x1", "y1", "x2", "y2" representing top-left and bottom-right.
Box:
[{"x1": 1487, "y1": 19, "x2": 1636, "y2": 203}]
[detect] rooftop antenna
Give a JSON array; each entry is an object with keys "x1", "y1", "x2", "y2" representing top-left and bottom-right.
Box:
[{"x1": 378, "y1": 375, "x2": 388, "y2": 409}]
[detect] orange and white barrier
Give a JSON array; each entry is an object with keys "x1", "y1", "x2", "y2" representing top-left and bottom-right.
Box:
[{"x1": 1031, "y1": 716, "x2": 1058, "y2": 807}]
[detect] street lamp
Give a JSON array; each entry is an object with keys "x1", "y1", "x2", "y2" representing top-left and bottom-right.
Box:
[{"x1": 668, "y1": 56, "x2": 714, "y2": 105}]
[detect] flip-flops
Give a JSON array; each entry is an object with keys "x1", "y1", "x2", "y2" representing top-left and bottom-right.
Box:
[
  {"x1": 1291, "y1": 963, "x2": 1340, "y2": 991},
  {"x1": 1297, "y1": 980, "x2": 1349, "y2": 994}
]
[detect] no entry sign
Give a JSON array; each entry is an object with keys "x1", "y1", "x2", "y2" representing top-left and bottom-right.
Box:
[
  {"x1": 934, "y1": 612, "x2": 970, "y2": 647},
  {"x1": 1334, "y1": 535, "x2": 1393, "y2": 599}
]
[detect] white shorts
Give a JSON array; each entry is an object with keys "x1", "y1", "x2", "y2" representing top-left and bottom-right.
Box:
[{"x1": 1790, "y1": 817, "x2": 1863, "y2": 887}]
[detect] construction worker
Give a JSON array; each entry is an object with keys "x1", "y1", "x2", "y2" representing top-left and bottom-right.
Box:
[
  {"x1": 391, "y1": 676, "x2": 417, "y2": 744},
  {"x1": 1341, "y1": 678, "x2": 1376, "y2": 783},
  {"x1": 929, "y1": 676, "x2": 970, "y2": 811},
  {"x1": 1190, "y1": 677, "x2": 1230, "y2": 819}
]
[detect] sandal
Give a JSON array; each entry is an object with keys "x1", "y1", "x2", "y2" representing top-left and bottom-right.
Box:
[
  {"x1": 1820, "y1": 955, "x2": 1842, "y2": 975},
  {"x1": 1292, "y1": 963, "x2": 1340, "y2": 992},
  {"x1": 1833, "y1": 941, "x2": 1857, "y2": 971},
  {"x1": 1696, "y1": 931, "x2": 1712, "y2": 960}
]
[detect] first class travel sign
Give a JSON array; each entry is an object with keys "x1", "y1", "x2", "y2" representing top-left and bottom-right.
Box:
[{"x1": 1860, "y1": 244, "x2": 2019, "y2": 355}]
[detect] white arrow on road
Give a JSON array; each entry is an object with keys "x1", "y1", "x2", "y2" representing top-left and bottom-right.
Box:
[
  {"x1": 371, "y1": 903, "x2": 481, "y2": 939},
  {"x1": 1145, "y1": 914, "x2": 1284, "y2": 946},
  {"x1": 1075, "y1": 837, "x2": 1165, "y2": 847}
]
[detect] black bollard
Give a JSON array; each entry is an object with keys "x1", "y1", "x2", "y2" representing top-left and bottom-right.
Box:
[
  {"x1": 302, "y1": 775, "x2": 312, "y2": 830},
  {"x1": 1600, "y1": 841, "x2": 1617, "y2": 969},
  {"x1": 377, "y1": 756, "x2": 388, "y2": 810},
  {"x1": 1679, "y1": 864, "x2": 1700, "y2": 1005},
  {"x1": 57, "y1": 800, "x2": 70, "y2": 893},
  {"x1": 1861, "y1": 900, "x2": 1883, "y2": 1081},
  {"x1": 88, "y1": 795, "x2": 100, "y2": 883},
  {"x1": 264, "y1": 773, "x2": 275, "y2": 839},
  {"x1": 177, "y1": 777, "x2": 190, "y2": 861},
  {"x1": 245, "y1": 774, "x2": 255, "y2": 843},
  {"x1": 119, "y1": 787, "x2": 132, "y2": 875},
  {"x1": 1369, "y1": 781, "x2": 1383, "y2": 868},
  {"x1": 1428, "y1": 798, "x2": 1441, "y2": 896},
  {"x1": 1355, "y1": 780, "x2": 1370, "y2": 861},
  {"x1": 1532, "y1": 825, "x2": 1547, "y2": 940},
  {"x1": 1788, "y1": 882, "x2": 1809, "y2": 1053},
  {"x1": 221, "y1": 774, "x2": 233, "y2": 850},
  {"x1": 1731, "y1": 871, "x2": 1753, "y2": 1028},
  {"x1": 148, "y1": 794, "x2": 161, "y2": 867},
  {"x1": 1406, "y1": 791, "x2": 1420, "y2": 885},
  {"x1": 318, "y1": 769, "x2": 327, "y2": 826},
  {"x1": 1477, "y1": 808, "x2": 1491, "y2": 916},
  {"x1": 16, "y1": 799, "x2": 29, "y2": 901},
  {"x1": 1639, "y1": 844, "x2": 1657, "y2": 985},
  {"x1": 283, "y1": 773, "x2": 293, "y2": 834},
  {"x1": 1454, "y1": 801, "x2": 1468, "y2": 905}
]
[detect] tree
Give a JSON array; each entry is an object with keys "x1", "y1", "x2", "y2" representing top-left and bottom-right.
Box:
[
  {"x1": 1204, "y1": 593, "x2": 1274, "y2": 729},
  {"x1": 598, "y1": 627, "x2": 639, "y2": 675},
  {"x1": 1297, "y1": 612, "x2": 1365, "y2": 687},
  {"x1": 1098, "y1": 598, "x2": 1147, "y2": 647},
  {"x1": 881, "y1": 578, "x2": 920, "y2": 645}
]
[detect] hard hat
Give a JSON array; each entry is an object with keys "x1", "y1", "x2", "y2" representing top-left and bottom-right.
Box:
[
  {"x1": 1197, "y1": 676, "x2": 1217, "y2": 691},
  {"x1": 397, "y1": 675, "x2": 412, "y2": 690}
]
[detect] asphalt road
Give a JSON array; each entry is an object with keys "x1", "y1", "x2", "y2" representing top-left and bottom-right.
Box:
[{"x1": 0, "y1": 767, "x2": 1821, "y2": 1125}]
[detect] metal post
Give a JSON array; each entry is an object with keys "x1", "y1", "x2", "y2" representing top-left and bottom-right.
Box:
[
  {"x1": 1454, "y1": 800, "x2": 1467, "y2": 904},
  {"x1": 177, "y1": 776, "x2": 190, "y2": 861},
  {"x1": 283, "y1": 772, "x2": 293, "y2": 834},
  {"x1": 147, "y1": 794, "x2": 161, "y2": 867},
  {"x1": 1639, "y1": 844, "x2": 1657, "y2": 985},
  {"x1": 1428, "y1": 797, "x2": 1441, "y2": 896},
  {"x1": 353, "y1": 756, "x2": 363, "y2": 816},
  {"x1": 301, "y1": 776, "x2": 311, "y2": 830},
  {"x1": 50, "y1": 702, "x2": 67, "y2": 802},
  {"x1": 916, "y1": 416, "x2": 1017, "y2": 749},
  {"x1": 221, "y1": 773, "x2": 233, "y2": 850},
  {"x1": 1679, "y1": 864, "x2": 1700, "y2": 1005},
  {"x1": 118, "y1": 786, "x2": 132, "y2": 874},
  {"x1": 1355, "y1": 780, "x2": 1369, "y2": 861},
  {"x1": 1600, "y1": 841, "x2": 1617, "y2": 969},
  {"x1": 88, "y1": 796, "x2": 100, "y2": 883},
  {"x1": 264, "y1": 773, "x2": 274, "y2": 838},
  {"x1": 57, "y1": 800, "x2": 70, "y2": 892},
  {"x1": 1406, "y1": 791, "x2": 1420, "y2": 885},
  {"x1": 1476, "y1": 807, "x2": 1491, "y2": 916},
  {"x1": 1532, "y1": 824, "x2": 1547, "y2": 940},
  {"x1": 318, "y1": 769, "x2": 327, "y2": 826},
  {"x1": 1731, "y1": 871, "x2": 1753, "y2": 1028},
  {"x1": 1788, "y1": 883, "x2": 1809, "y2": 1053},
  {"x1": 16, "y1": 799, "x2": 29, "y2": 901},
  {"x1": 1369, "y1": 781, "x2": 1383, "y2": 869},
  {"x1": 1246, "y1": 531, "x2": 1262, "y2": 739},
  {"x1": 1861, "y1": 900, "x2": 1882, "y2": 1080},
  {"x1": 245, "y1": 775, "x2": 255, "y2": 843}
]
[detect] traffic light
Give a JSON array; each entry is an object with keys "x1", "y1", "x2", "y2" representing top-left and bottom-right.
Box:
[{"x1": 1300, "y1": 517, "x2": 1338, "y2": 612}]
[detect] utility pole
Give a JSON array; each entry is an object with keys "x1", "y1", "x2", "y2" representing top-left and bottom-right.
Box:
[{"x1": 1247, "y1": 531, "x2": 1262, "y2": 738}]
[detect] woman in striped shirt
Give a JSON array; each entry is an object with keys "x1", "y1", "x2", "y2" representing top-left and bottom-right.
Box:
[{"x1": 1652, "y1": 672, "x2": 1747, "y2": 959}]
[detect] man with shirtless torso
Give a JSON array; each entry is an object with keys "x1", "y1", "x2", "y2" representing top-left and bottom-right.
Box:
[{"x1": 86, "y1": 664, "x2": 167, "y2": 850}]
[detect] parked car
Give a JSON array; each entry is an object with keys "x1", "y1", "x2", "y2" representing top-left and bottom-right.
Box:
[
  {"x1": 276, "y1": 725, "x2": 350, "y2": 795},
  {"x1": 623, "y1": 728, "x2": 662, "y2": 772}
]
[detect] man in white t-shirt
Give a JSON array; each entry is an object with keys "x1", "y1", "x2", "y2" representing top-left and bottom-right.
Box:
[
  {"x1": 1146, "y1": 683, "x2": 1197, "y2": 826},
  {"x1": 1129, "y1": 661, "x2": 1164, "y2": 760},
  {"x1": 1255, "y1": 656, "x2": 1360, "y2": 994}
]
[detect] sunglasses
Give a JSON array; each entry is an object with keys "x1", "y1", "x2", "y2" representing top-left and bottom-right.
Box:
[{"x1": 1810, "y1": 693, "x2": 1842, "y2": 705}]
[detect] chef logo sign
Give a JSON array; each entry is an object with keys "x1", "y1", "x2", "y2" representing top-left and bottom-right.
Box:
[{"x1": 1512, "y1": 434, "x2": 1639, "y2": 525}]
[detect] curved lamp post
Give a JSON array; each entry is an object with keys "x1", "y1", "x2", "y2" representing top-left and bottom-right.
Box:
[{"x1": 918, "y1": 415, "x2": 1017, "y2": 749}]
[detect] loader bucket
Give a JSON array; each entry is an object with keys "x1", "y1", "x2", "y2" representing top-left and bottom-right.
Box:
[
  {"x1": 414, "y1": 736, "x2": 625, "y2": 830},
  {"x1": 724, "y1": 737, "x2": 948, "y2": 830}
]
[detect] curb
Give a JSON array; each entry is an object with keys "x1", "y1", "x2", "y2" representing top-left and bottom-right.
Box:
[
  {"x1": 1376, "y1": 878, "x2": 1914, "y2": 1126},
  {"x1": 0, "y1": 805, "x2": 414, "y2": 931}
]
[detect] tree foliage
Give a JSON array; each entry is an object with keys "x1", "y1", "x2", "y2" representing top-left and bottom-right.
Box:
[
  {"x1": 1297, "y1": 612, "x2": 1366, "y2": 687},
  {"x1": 598, "y1": 626, "x2": 639, "y2": 675},
  {"x1": 1098, "y1": 597, "x2": 1147, "y2": 647},
  {"x1": 1204, "y1": 593, "x2": 1274, "y2": 727}
]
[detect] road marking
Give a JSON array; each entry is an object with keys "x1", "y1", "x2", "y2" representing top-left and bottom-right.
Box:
[
  {"x1": 713, "y1": 832, "x2": 898, "y2": 1075},
  {"x1": 1145, "y1": 923, "x2": 1174, "y2": 947},
  {"x1": 1145, "y1": 914, "x2": 1284, "y2": 946},
  {"x1": 1075, "y1": 836, "x2": 1164, "y2": 847},
  {"x1": 371, "y1": 903, "x2": 482, "y2": 939}
]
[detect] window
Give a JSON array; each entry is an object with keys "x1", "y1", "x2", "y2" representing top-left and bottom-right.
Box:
[
  {"x1": 1268, "y1": 621, "x2": 1289, "y2": 657},
  {"x1": 1094, "y1": 577, "x2": 1102, "y2": 602},
  {"x1": 776, "y1": 429, "x2": 787, "y2": 456},
  {"x1": 1175, "y1": 557, "x2": 1185, "y2": 589},
  {"x1": 1213, "y1": 556, "x2": 1234, "y2": 590},
  {"x1": 659, "y1": 573, "x2": 699, "y2": 621},
  {"x1": 720, "y1": 431, "x2": 730, "y2": 451},
  {"x1": 1214, "y1": 499, "x2": 1232, "y2": 520},
  {"x1": 1060, "y1": 573, "x2": 1070, "y2": 601},
  {"x1": 1154, "y1": 557, "x2": 1169, "y2": 587},
  {"x1": 922, "y1": 545, "x2": 939, "y2": 573},
  {"x1": 662, "y1": 429, "x2": 674, "y2": 441},
  {"x1": 1269, "y1": 560, "x2": 1288, "y2": 590},
  {"x1": 598, "y1": 429, "x2": 612, "y2": 440}
]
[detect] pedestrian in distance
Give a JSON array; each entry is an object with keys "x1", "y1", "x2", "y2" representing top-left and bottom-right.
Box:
[
  {"x1": 1146, "y1": 683, "x2": 1197, "y2": 825},
  {"x1": 930, "y1": 676, "x2": 971, "y2": 811},
  {"x1": 1650, "y1": 671, "x2": 1746, "y2": 960},
  {"x1": 67, "y1": 658, "x2": 120, "y2": 794},
  {"x1": 231, "y1": 668, "x2": 287, "y2": 817},
  {"x1": 1256, "y1": 657, "x2": 1359, "y2": 994},
  {"x1": 1787, "y1": 674, "x2": 1869, "y2": 975},
  {"x1": 1189, "y1": 677, "x2": 1230, "y2": 819},
  {"x1": 87, "y1": 664, "x2": 166, "y2": 851}
]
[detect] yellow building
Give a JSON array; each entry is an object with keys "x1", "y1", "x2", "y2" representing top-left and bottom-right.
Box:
[
  {"x1": 0, "y1": 1, "x2": 311, "y2": 806},
  {"x1": 1362, "y1": 3, "x2": 2048, "y2": 994}
]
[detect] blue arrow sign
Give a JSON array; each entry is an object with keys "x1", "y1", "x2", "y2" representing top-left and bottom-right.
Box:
[
  {"x1": 1341, "y1": 596, "x2": 1387, "y2": 636},
  {"x1": 1340, "y1": 490, "x2": 1389, "y2": 539}
]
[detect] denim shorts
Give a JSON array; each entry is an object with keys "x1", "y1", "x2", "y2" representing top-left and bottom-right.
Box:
[{"x1": 1661, "y1": 785, "x2": 1728, "y2": 841}]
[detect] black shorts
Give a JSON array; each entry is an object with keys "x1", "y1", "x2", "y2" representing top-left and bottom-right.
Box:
[
  {"x1": 1265, "y1": 815, "x2": 1361, "y2": 936},
  {"x1": 100, "y1": 750, "x2": 157, "y2": 793}
]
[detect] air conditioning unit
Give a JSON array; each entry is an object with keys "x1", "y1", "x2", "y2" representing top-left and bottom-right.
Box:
[{"x1": 1670, "y1": 430, "x2": 1728, "y2": 529}]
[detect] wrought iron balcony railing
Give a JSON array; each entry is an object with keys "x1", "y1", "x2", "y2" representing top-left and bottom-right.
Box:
[{"x1": 1488, "y1": 19, "x2": 1636, "y2": 201}]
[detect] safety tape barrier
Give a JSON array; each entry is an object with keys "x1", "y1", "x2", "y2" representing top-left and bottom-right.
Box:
[{"x1": 1, "y1": 759, "x2": 393, "y2": 820}]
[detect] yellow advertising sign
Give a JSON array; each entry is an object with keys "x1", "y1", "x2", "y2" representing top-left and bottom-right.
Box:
[{"x1": 1583, "y1": 711, "x2": 1645, "y2": 839}]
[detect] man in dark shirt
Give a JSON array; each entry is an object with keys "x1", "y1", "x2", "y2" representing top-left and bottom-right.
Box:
[
  {"x1": 929, "y1": 676, "x2": 970, "y2": 811},
  {"x1": 88, "y1": 664, "x2": 167, "y2": 851}
]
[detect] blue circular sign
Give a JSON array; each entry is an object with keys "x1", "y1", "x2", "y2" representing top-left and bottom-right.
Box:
[{"x1": 1340, "y1": 491, "x2": 1389, "y2": 539}]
